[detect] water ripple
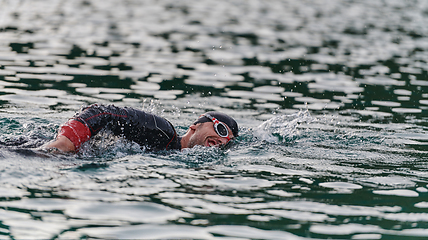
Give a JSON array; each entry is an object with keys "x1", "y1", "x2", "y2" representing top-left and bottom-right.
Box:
[{"x1": 1, "y1": 0, "x2": 428, "y2": 239}]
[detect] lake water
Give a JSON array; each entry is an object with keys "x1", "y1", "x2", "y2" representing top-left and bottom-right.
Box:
[{"x1": 1, "y1": 0, "x2": 428, "y2": 239}]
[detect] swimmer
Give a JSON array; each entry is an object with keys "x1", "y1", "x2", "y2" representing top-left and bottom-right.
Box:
[{"x1": 45, "y1": 104, "x2": 238, "y2": 152}]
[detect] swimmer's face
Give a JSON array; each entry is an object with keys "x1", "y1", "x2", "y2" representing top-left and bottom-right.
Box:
[{"x1": 187, "y1": 121, "x2": 234, "y2": 148}]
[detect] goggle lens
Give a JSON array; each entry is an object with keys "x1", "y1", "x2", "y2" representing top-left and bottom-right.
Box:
[
  {"x1": 204, "y1": 114, "x2": 230, "y2": 141},
  {"x1": 215, "y1": 123, "x2": 228, "y2": 137}
]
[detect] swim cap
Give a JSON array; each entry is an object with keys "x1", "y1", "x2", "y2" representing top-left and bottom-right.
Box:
[{"x1": 194, "y1": 111, "x2": 239, "y2": 137}]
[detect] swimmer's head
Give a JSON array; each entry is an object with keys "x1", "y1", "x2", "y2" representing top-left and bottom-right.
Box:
[
  {"x1": 193, "y1": 111, "x2": 239, "y2": 138},
  {"x1": 181, "y1": 111, "x2": 238, "y2": 149}
]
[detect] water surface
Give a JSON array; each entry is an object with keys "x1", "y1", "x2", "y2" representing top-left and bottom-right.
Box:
[{"x1": 1, "y1": 0, "x2": 428, "y2": 239}]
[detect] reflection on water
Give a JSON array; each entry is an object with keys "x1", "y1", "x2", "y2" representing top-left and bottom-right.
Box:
[{"x1": 1, "y1": 0, "x2": 428, "y2": 239}]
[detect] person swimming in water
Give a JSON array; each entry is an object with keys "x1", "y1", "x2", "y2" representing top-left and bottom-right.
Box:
[{"x1": 45, "y1": 104, "x2": 239, "y2": 153}]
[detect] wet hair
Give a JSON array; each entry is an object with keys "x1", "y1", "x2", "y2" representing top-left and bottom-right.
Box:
[{"x1": 193, "y1": 111, "x2": 239, "y2": 137}]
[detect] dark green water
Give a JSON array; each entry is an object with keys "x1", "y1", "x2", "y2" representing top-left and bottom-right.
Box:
[{"x1": 1, "y1": 0, "x2": 428, "y2": 239}]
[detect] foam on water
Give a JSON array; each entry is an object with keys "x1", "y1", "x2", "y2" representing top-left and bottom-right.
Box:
[{"x1": 253, "y1": 110, "x2": 314, "y2": 143}]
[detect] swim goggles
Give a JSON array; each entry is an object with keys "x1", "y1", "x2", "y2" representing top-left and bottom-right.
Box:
[{"x1": 204, "y1": 113, "x2": 231, "y2": 141}]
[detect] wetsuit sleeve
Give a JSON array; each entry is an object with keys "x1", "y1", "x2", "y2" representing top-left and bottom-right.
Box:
[{"x1": 58, "y1": 104, "x2": 180, "y2": 151}]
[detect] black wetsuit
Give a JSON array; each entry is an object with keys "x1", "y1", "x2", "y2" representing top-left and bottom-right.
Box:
[{"x1": 72, "y1": 104, "x2": 181, "y2": 151}]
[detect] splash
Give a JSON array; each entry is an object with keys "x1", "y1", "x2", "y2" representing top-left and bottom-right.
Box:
[
  {"x1": 252, "y1": 110, "x2": 314, "y2": 143},
  {"x1": 77, "y1": 131, "x2": 144, "y2": 159},
  {"x1": 169, "y1": 145, "x2": 228, "y2": 167},
  {"x1": 0, "y1": 119, "x2": 56, "y2": 149}
]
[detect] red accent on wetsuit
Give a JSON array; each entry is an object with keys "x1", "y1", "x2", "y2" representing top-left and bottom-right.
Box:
[{"x1": 58, "y1": 120, "x2": 91, "y2": 150}]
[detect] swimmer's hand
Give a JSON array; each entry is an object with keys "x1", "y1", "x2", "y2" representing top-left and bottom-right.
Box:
[{"x1": 44, "y1": 135, "x2": 76, "y2": 153}]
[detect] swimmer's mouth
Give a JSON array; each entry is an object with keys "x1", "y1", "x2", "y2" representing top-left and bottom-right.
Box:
[{"x1": 206, "y1": 138, "x2": 220, "y2": 147}]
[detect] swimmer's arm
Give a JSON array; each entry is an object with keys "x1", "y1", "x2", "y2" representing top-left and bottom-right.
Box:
[
  {"x1": 45, "y1": 135, "x2": 76, "y2": 152},
  {"x1": 44, "y1": 104, "x2": 133, "y2": 153}
]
